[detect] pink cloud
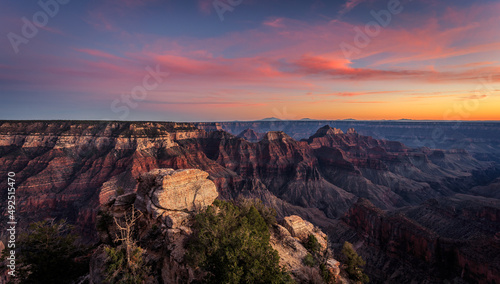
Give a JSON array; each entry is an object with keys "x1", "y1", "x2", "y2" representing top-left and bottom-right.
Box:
[
  {"x1": 4, "y1": 0, "x2": 500, "y2": 117},
  {"x1": 293, "y1": 54, "x2": 351, "y2": 72},
  {"x1": 263, "y1": 18, "x2": 286, "y2": 28}
]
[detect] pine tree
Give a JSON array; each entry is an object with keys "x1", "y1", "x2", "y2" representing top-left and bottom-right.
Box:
[{"x1": 341, "y1": 241, "x2": 369, "y2": 283}]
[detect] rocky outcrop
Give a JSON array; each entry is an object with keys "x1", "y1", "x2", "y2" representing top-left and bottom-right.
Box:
[
  {"x1": 270, "y1": 222, "x2": 343, "y2": 283},
  {"x1": 135, "y1": 169, "x2": 218, "y2": 218},
  {"x1": 91, "y1": 169, "x2": 345, "y2": 284},
  {"x1": 237, "y1": 128, "x2": 264, "y2": 142},
  {"x1": 92, "y1": 168, "x2": 217, "y2": 284},
  {"x1": 283, "y1": 215, "x2": 328, "y2": 252}
]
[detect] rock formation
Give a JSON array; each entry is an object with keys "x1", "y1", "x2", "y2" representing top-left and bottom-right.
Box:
[
  {"x1": 328, "y1": 197, "x2": 500, "y2": 283},
  {"x1": 90, "y1": 168, "x2": 344, "y2": 284},
  {"x1": 195, "y1": 120, "x2": 500, "y2": 162},
  {"x1": 283, "y1": 215, "x2": 328, "y2": 252},
  {"x1": 271, "y1": 220, "x2": 342, "y2": 283},
  {"x1": 135, "y1": 168, "x2": 218, "y2": 217},
  {"x1": 0, "y1": 120, "x2": 498, "y2": 282},
  {"x1": 237, "y1": 128, "x2": 264, "y2": 142}
]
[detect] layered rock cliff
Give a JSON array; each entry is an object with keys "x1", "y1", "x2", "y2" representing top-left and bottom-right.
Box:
[
  {"x1": 328, "y1": 197, "x2": 500, "y2": 283},
  {"x1": 195, "y1": 120, "x2": 500, "y2": 162},
  {"x1": 0, "y1": 120, "x2": 498, "y2": 282}
]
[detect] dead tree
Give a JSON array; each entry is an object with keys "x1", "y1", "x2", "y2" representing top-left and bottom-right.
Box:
[{"x1": 113, "y1": 206, "x2": 143, "y2": 265}]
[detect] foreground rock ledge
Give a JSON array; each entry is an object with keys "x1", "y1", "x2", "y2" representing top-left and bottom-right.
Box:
[{"x1": 136, "y1": 168, "x2": 219, "y2": 218}]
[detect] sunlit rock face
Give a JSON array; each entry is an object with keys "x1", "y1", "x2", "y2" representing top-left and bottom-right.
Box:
[{"x1": 135, "y1": 168, "x2": 218, "y2": 218}]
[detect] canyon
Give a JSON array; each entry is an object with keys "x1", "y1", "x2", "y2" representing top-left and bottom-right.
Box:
[
  {"x1": 0, "y1": 120, "x2": 499, "y2": 283},
  {"x1": 196, "y1": 120, "x2": 500, "y2": 162}
]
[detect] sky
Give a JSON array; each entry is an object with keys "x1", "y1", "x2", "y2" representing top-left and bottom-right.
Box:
[{"x1": 1, "y1": 0, "x2": 499, "y2": 122}]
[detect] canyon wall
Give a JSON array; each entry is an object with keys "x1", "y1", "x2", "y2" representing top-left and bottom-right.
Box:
[
  {"x1": 0, "y1": 120, "x2": 498, "y2": 282},
  {"x1": 195, "y1": 120, "x2": 500, "y2": 162}
]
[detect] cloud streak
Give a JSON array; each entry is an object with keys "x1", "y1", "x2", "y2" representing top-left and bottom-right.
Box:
[{"x1": 338, "y1": 0, "x2": 366, "y2": 16}]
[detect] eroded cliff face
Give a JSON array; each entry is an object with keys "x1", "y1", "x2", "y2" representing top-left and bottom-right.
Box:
[
  {"x1": 0, "y1": 121, "x2": 207, "y2": 240},
  {"x1": 0, "y1": 121, "x2": 494, "y2": 234},
  {"x1": 329, "y1": 197, "x2": 500, "y2": 283},
  {"x1": 0, "y1": 121, "x2": 498, "y2": 282},
  {"x1": 195, "y1": 121, "x2": 500, "y2": 162}
]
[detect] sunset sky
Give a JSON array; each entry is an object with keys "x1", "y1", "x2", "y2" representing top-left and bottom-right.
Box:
[{"x1": 1, "y1": 0, "x2": 499, "y2": 121}]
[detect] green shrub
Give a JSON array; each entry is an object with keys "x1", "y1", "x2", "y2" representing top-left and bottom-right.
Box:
[
  {"x1": 341, "y1": 241, "x2": 369, "y2": 283},
  {"x1": 187, "y1": 200, "x2": 294, "y2": 284},
  {"x1": 304, "y1": 234, "x2": 322, "y2": 255},
  {"x1": 104, "y1": 245, "x2": 149, "y2": 284},
  {"x1": 303, "y1": 253, "x2": 316, "y2": 267},
  {"x1": 320, "y1": 263, "x2": 333, "y2": 283},
  {"x1": 3, "y1": 219, "x2": 88, "y2": 284},
  {"x1": 238, "y1": 198, "x2": 277, "y2": 227}
]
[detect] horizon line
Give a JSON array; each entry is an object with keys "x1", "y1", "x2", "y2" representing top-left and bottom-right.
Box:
[{"x1": 1, "y1": 119, "x2": 500, "y2": 123}]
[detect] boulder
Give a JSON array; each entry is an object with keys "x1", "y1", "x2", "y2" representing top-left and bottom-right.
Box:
[
  {"x1": 283, "y1": 215, "x2": 328, "y2": 252},
  {"x1": 135, "y1": 168, "x2": 218, "y2": 219},
  {"x1": 326, "y1": 258, "x2": 341, "y2": 278}
]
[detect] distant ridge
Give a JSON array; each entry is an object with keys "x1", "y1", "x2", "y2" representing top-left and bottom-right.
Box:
[{"x1": 259, "y1": 117, "x2": 282, "y2": 121}]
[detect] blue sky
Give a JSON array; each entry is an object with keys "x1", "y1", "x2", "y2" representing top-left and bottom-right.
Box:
[{"x1": 1, "y1": 0, "x2": 499, "y2": 121}]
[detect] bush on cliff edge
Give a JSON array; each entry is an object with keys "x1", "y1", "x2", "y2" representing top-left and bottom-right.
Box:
[{"x1": 186, "y1": 199, "x2": 293, "y2": 284}]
